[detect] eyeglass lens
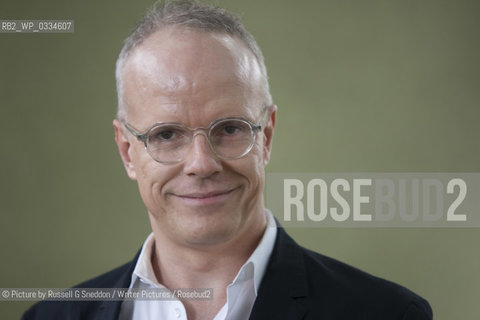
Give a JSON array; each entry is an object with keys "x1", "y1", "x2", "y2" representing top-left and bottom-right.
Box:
[{"x1": 145, "y1": 119, "x2": 255, "y2": 162}]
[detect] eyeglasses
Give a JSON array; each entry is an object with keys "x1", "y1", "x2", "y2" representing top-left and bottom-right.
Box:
[{"x1": 122, "y1": 115, "x2": 266, "y2": 164}]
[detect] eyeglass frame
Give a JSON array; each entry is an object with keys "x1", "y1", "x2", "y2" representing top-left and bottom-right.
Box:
[{"x1": 121, "y1": 110, "x2": 269, "y2": 164}]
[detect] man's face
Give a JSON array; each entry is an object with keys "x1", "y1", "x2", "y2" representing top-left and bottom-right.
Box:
[{"x1": 114, "y1": 28, "x2": 276, "y2": 247}]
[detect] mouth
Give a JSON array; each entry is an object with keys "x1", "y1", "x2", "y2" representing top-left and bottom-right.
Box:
[{"x1": 174, "y1": 188, "x2": 238, "y2": 206}]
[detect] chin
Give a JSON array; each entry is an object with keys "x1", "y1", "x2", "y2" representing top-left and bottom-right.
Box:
[{"x1": 178, "y1": 216, "x2": 240, "y2": 246}]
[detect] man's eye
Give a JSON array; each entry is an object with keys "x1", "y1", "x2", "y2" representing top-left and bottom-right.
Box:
[
  {"x1": 223, "y1": 125, "x2": 241, "y2": 135},
  {"x1": 157, "y1": 130, "x2": 175, "y2": 140},
  {"x1": 214, "y1": 121, "x2": 248, "y2": 137},
  {"x1": 149, "y1": 127, "x2": 184, "y2": 143}
]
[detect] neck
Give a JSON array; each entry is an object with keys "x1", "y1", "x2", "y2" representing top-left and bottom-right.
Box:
[{"x1": 149, "y1": 207, "x2": 267, "y2": 290}]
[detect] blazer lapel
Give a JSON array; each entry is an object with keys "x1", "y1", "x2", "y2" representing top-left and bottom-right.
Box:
[
  {"x1": 249, "y1": 227, "x2": 309, "y2": 320},
  {"x1": 91, "y1": 252, "x2": 140, "y2": 320}
]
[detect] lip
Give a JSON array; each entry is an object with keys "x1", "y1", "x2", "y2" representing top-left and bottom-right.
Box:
[{"x1": 174, "y1": 188, "x2": 238, "y2": 206}]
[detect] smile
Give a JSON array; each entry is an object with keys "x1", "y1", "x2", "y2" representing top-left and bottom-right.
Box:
[{"x1": 174, "y1": 188, "x2": 238, "y2": 206}]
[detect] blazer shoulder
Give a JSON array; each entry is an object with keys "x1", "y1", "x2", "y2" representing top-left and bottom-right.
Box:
[
  {"x1": 252, "y1": 227, "x2": 432, "y2": 319},
  {"x1": 300, "y1": 245, "x2": 433, "y2": 319},
  {"x1": 22, "y1": 253, "x2": 139, "y2": 320}
]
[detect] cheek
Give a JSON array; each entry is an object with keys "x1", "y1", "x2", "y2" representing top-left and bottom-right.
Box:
[
  {"x1": 252, "y1": 141, "x2": 266, "y2": 168},
  {"x1": 240, "y1": 144, "x2": 266, "y2": 187},
  {"x1": 130, "y1": 146, "x2": 176, "y2": 209}
]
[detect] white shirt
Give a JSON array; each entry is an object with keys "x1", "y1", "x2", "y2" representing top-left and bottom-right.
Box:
[{"x1": 118, "y1": 209, "x2": 277, "y2": 320}]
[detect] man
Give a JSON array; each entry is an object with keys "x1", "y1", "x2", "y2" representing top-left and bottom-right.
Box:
[{"x1": 23, "y1": 1, "x2": 432, "y2": 319}]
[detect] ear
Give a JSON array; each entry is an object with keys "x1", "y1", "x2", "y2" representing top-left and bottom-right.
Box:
[
  {"x1": 113, "y1": 119, "x2": 137, "y2": 180},
  {"x1": 262, "y1": 105, "x2": 277, "y2": 166}
]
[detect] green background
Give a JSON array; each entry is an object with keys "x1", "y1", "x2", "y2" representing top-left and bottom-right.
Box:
[{"x1": 1, "y1": 0, "x2": 479, "y2": 318}]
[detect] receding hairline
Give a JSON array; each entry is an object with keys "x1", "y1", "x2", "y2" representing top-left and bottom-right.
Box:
[
  {"x1": 118, "y1": 27, "x2": 268, "y2": 116},
  {"x1": 115, "y1": 0, "x2": 273, "y2": 120},
  {"x1": 120, "y1": 26, "x2": 256, "y2": 71}
]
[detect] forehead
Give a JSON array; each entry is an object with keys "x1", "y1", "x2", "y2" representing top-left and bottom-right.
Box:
[{"x1": 121, "y1": 28, "x2": 263, "y2": 126}]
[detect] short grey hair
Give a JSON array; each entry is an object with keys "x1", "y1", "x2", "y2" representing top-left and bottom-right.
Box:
[{"x1": 115, "y1": 0, "x2": 273, "y2": 120}]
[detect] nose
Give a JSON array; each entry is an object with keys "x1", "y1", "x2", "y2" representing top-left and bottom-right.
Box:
[{"x1": 182, "y1": 132, "x2": 222, "y2": 178}]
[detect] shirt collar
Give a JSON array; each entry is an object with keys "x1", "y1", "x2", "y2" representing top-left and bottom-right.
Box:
[
  {"x1": 130, "y1": 209, "x2": 278, "y2": 294},
  {"x1": 130, "y1": 232, "x2": 158, "y2": 288},
  {"x1": 230, "y1": 209, "x2": 277, "y2": 295}
]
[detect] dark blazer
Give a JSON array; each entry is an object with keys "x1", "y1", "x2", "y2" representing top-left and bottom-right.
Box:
[{"x1": 22, "y1": 227, "x2": 432, "y2": 319}]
